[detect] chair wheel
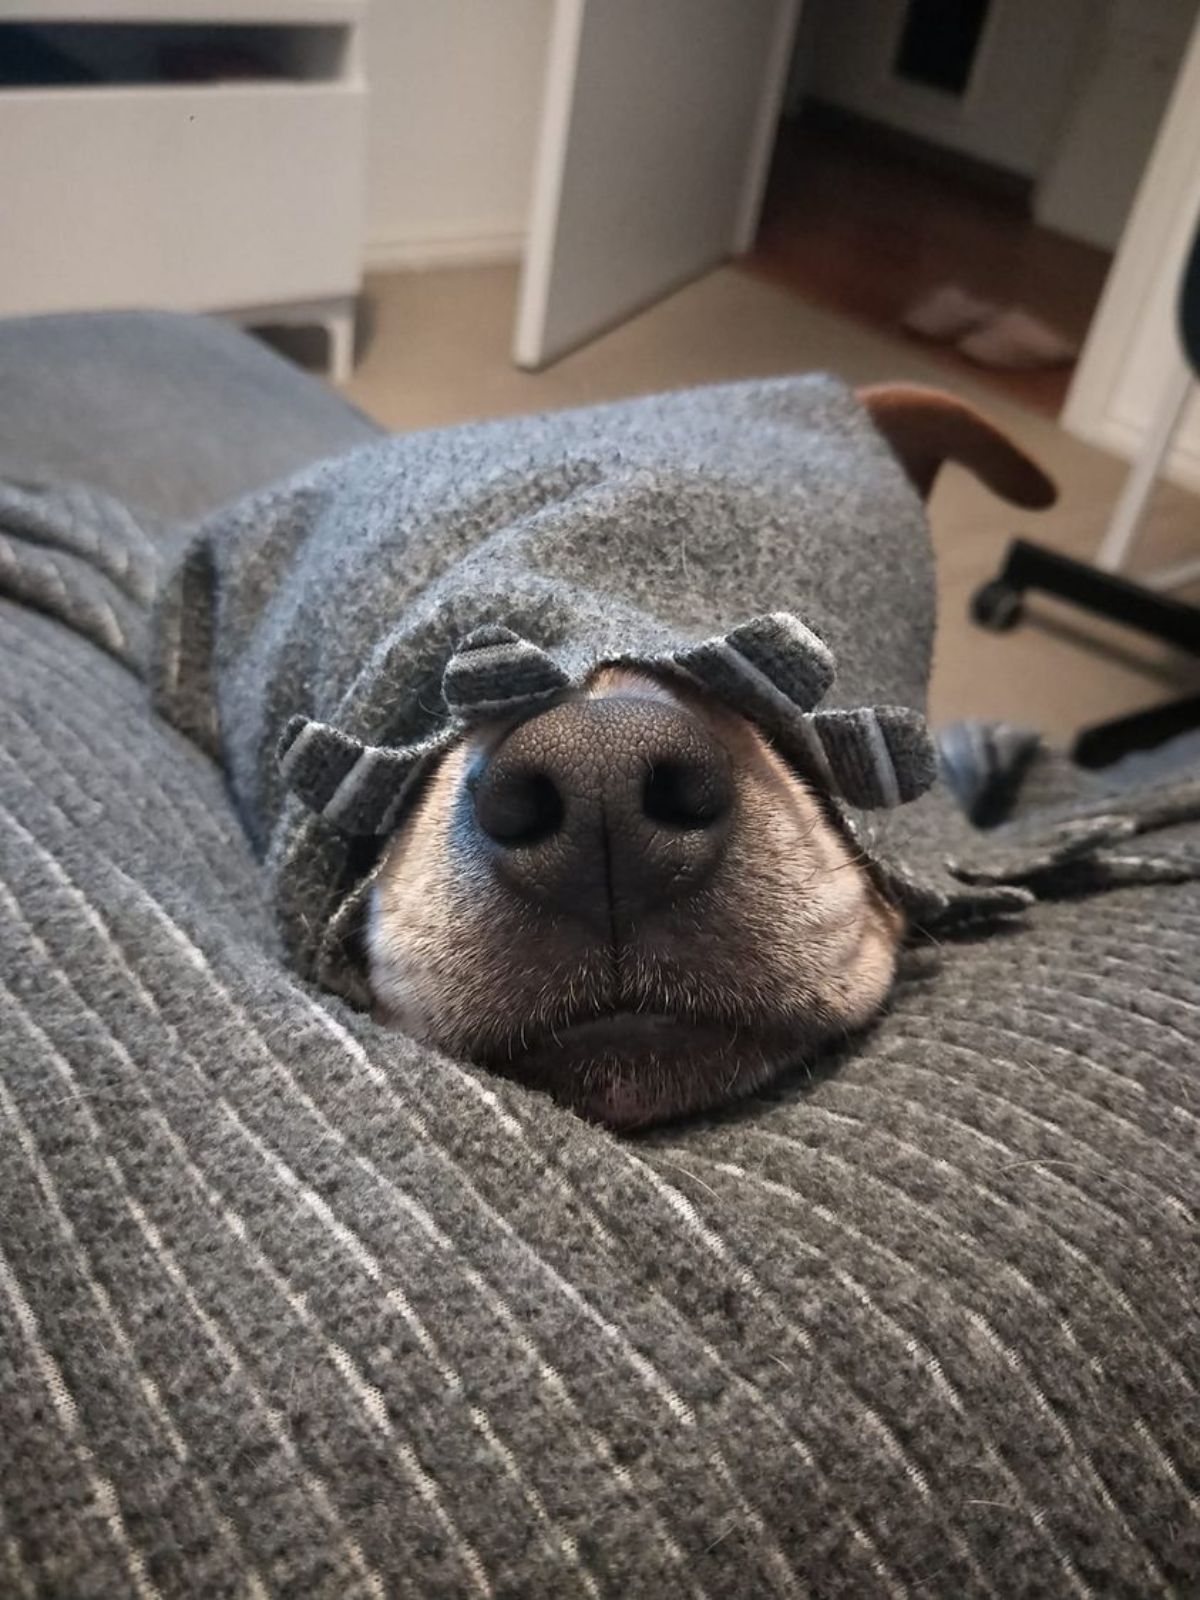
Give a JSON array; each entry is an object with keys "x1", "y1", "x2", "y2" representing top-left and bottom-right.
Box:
[{"x1": 971, "y1": 580, "x2": 1024, "y2": 631}]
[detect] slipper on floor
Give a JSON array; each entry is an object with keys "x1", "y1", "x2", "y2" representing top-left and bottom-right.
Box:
[
  {"x1": 901, "y1": 283, "x2": 1000, "y2": 341},
  {"x1": 958, "y1": 307, "x2": 1078, "y2": 370}
]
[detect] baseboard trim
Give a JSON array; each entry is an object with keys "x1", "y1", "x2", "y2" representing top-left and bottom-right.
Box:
[{"x1": 364, "y1": 228, "x2": 525, "y2": 271}]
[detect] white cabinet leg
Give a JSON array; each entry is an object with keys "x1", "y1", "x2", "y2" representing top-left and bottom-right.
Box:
[
  {"x1": 1094, "y1": 360, "x2": 1193, "y2": 574},
  {"x1": 326, "y1": 303, "x2": 356, "y2": 384}
]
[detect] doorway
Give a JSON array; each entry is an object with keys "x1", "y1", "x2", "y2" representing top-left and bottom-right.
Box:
[{"x1": 741, "y1": 0, "x2": 1198, "y2": 418}]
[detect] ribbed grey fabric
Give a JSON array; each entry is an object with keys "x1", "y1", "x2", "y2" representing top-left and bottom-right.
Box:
[
  {"x1": 0, "y1": 478, "x2": 163, "y2": 672},
  {"x1": 2, "y1": 595, "x2": 1198, "y2": 1598},
  {"x1": 2, "y1": 319, "x2": 1198, "y2": 1597}
]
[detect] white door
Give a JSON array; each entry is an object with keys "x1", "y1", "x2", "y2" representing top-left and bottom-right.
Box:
[
  {"x1": 513, "y1": 0, "x2": 800, "y2": 369},
  {"x1": 1035, "y1": 0, "x2": 1200, "y2": 250},
  {"x1": 1062, "y1": 9, "x2": 1200, "y2": 491}
]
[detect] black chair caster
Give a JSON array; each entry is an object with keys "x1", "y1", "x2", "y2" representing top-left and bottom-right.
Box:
[{"x1": 971, "y1": 579, "x2": 1024, "y2": 631}]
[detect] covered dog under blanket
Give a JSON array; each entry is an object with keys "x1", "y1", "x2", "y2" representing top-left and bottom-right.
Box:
[
  {"x1": 119, "y1": 374, "x2": 1193, "y2": 1127},
  {"x1": 3, "y1": 321, "x2": 1200, "y2": 1599}
]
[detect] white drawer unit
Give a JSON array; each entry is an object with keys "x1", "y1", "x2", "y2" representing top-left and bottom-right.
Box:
[{"x1": 0, "y1": 2, "x2": 367, "y2": 379}]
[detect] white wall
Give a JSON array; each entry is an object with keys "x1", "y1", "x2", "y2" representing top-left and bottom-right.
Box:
[
  {"x1": 364, "y1": 0, "x2": 551, "y2": 269},
  {"x1": 1034, "y1": 0, "x2": 1198, "y2": 251},
  {"x1": 782, "y1": 0, "x2": 823, "y2": 114},
  {"x1": 1064, "y1": 11, "x2": 1200, "y2": 490},
  {"x1": 800, "y1": 0, "x2": 1093, "y2": 179}
]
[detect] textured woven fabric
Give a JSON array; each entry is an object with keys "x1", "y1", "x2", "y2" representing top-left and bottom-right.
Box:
[
  {"x1": 2, "y1": 595, "x2": 1198, "y2": 1598},
  {"x1": 2, "y1": 337, "x2": 1199, "y2": 1597},
  {"x1": 146, "y1": 376, "x2": 1020, "y2": 995},
  {"x1": 0, "y1": 478, "x2": 163, "y2": 672},
  {"x1": 144, "y1": 374, "x2": 1200, "y2": 998}
]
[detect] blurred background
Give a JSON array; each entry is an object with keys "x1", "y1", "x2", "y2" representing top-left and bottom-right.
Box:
[{"x1": 3, "y1": 0, "x2": 1199, "y2": 741}]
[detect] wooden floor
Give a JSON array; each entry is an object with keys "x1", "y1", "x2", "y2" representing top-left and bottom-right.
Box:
[{"x1": 743, "y1": 116, "x2": 1114, "y2": 416}]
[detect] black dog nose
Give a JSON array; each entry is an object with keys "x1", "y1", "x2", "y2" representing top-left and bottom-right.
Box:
[{"x1": 472, "y1": 696, "x2": 733, "y2": 925}]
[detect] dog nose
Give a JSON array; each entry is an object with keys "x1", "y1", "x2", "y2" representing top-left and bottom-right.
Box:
[{"x1": 472, "y1": 696, "x2": 733, "y2": 924}]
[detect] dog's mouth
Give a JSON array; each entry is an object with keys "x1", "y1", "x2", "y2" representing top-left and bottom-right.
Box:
[{"x1": 477, "y1": 1006, "x2": 817, "y2": 1130}]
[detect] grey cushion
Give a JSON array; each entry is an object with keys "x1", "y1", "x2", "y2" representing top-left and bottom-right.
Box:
[
  {"x1": 0, "y1": 311, "x2": 379, "y2": 523},
  {"x1": 0, "y1": 316, "x2": 1197, "y2": 1598}
]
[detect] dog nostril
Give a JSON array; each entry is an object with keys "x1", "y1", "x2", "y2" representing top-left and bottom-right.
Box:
[
  {"x1": 643, "y1": 758, "x2": 730, "y2": 831},
  {"x1": 475, "y1": 767, "x2": 564, "y2": 846},
  {"x1": 471, "y1": 698, "x2": 733, "y2": 916}
]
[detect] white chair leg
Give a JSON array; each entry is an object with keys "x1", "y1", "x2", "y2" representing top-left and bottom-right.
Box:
[
  {"x1": 1094, "y1": 360, "x2": 1193, "y2": 574},
  {"x1": 1139, "y1": 552, "x2": 1200, "y2": 593}
]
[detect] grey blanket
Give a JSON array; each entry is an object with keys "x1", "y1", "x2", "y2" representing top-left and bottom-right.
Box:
[
  {"x1": 148, "y1": 376, "x2": 950, "y2": 999},
  {"x1": 146, "y1": 375, "x2": 1196, "y2": 1000},
  {"x1": 2, "y1": 376, "x2": 1199, "y2": 1597}
]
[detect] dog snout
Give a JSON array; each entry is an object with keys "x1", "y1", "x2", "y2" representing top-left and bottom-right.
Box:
[{"x1": 471, "y1": 695, "x2": 733, "y2": 924}]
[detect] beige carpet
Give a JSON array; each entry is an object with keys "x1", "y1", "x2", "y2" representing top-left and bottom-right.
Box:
[{"x1": 342, "y1": 263, "x2": 1200, "y2": 741}]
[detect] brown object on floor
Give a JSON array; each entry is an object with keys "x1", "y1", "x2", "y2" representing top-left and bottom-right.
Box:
[
  {"x1": 958, "y1": 306, "x2": 1079, "y2": 370},
  {"x1": 745, "y1": 112, "x2": 1113, "y2": 416}
]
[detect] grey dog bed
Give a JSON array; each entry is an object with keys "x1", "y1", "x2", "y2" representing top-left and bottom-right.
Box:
[{"x1": 1, "y1": 313, "x2": 1197, "y2": 1598}]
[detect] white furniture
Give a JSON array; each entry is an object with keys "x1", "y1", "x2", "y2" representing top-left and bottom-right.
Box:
[
  {"x1": 1093, "y1": 358, "x2": 1200, "y2": 593},
  {"x1": 514, "y1": 0, "x2": 799, "y2": 369},
  {"x1": 0, "y1": 1, "x2": 367, "y2": 381}
]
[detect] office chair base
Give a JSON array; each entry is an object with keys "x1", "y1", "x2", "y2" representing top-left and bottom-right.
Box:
[
  {"x1": 1074, "y1": 693, "x2": 1200, "y2": 768},
  {"x1": 971, "y1": 538, "x2": 1200, "y2": 650},
  {"x1": 971, "y1": 579, "x2": 1024, "y2": 631},
  {"x1": 972, "y1": 537, "x2": 1200, "y2": 767}
]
